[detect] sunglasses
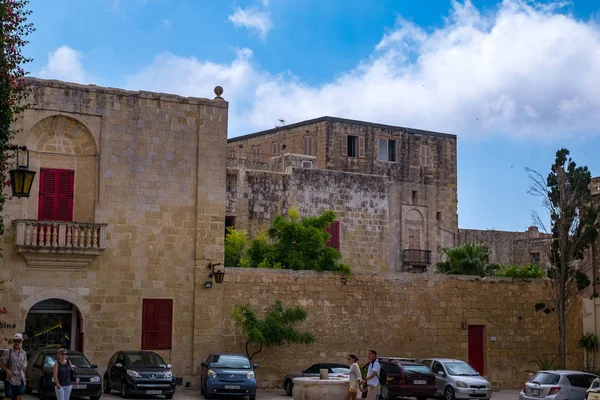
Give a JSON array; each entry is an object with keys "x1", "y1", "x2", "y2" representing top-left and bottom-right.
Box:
[
  {"x1": 59, "y1": 353, "x2": 67, "y2": 356},
  {"x1": 13, "y1": 340, "x2": 22, "y2": 343}
]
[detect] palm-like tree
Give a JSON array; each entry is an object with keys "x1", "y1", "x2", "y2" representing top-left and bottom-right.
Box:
[
  {"x1": 436, "y1": 242, "x2": 501, "y2": 277},
  {"x1": 579, "y1": 332, "x2": 600, "y2": 370}
]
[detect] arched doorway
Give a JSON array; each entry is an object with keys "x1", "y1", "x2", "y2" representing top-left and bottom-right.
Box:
[{"x1": 24, "y1": 299, "x2": 83, "y2": 354}]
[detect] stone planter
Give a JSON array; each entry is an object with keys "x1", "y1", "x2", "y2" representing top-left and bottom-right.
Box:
[{"x1": 292, "y1": 376, "x2": 349, "y2": 400}]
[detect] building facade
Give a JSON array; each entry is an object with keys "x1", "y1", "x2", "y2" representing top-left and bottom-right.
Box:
[
  {"x1": 226, "y1": 117, "x2": 459, "y2": 273},
  {"x1": 0, "y1": 78, "x2": 228, "y2": 386}
]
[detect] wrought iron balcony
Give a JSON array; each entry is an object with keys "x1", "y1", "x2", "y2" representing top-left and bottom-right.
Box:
[
  {"x1": 403, "y1": 249, "x2": 432, "y2": 265},
  {"x1": 14, "y1": 220, "x2": 108, "y2": 269}
]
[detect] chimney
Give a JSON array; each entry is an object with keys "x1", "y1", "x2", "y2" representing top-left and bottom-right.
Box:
[{"x1": 527, "y1": 226, "x2": 539, "y2": 238}]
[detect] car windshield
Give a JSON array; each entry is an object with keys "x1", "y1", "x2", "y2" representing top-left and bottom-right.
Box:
[
  {"x1": 44, "y1": 353, "x2": 92, "y2": 369},
  {"x1": 125, "y1": 353, "x2": 166, "y2": 368},
  {"x1": 404, "y1": 365, "x2": 431, "y2": 374},
  {"x1": 210, "y1": 355, "x2": 251, "y2": 369},
  {"x1": 331, "y1": 368, "x2": 350, "y2": 374},
  {"x1": 444, "y1": 362, "x2": 479, "y2": 376},
  {"x1": 531, "y1": 373, "x2": 560, "y2": 385}
]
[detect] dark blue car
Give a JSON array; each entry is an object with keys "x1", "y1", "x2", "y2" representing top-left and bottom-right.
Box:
[{"x1": 200, "y1": 353, "x2": 258, "y2": 399}]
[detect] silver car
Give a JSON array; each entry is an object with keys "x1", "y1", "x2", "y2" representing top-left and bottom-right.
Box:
[
  {"x1": 421, "y1": 358, "x2": 492, "y2": 400},
  {"x1": 520, "y1": 370, "x2": 597, "y2": 400}
]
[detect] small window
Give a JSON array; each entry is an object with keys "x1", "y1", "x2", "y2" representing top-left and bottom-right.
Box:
[
  {"x1": 225, "y1": 216, "x2": 235, "y2": 235},
  {"x1": 379, "y1": 139, "x2": 397, "y2": 162},
  {"x1": 304, "y1": 135, "x2": 314, "y2": 156},
  {"x1": 272, "y1": 142, "x2": 280, "y2": 155},
  {"x1": 342, "y1": 135, "x2": 364, "y2": 158},
  {"x1": 412, "y1": 191, "x2": 418, "y2": 201},
  {"x1": 420, "y1": 145, "x2": 432, "y2": 166},
  {"x1": 252, "y1": 145, "x2": 261, "y2": 161},
  {"x1": 431, "y1": 362, "x2": 444, "y2": 374},
  {"x1": 436, "y1": 212, "x2": 441, "y2": 220},
  {"x1": 347, "y1": 136, "x2": 358, "y2": 158},
  {"x1": 530, "y1": 372, "x2": 560, "y2": 385},
  {"x1": 531, "y1": 252, "x2": 541, "y2": 263}
]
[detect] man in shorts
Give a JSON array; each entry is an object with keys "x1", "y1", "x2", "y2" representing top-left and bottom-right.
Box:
[
  {"x1": 1, "y1": 333, "x2": 28, "y2": 400},
  {"x1": 361, "y1": 349, "x2": 380, "y2": 400}
]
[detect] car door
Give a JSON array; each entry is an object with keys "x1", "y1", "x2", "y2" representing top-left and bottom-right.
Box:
[
  {"x1": 200, "y1": 355, "x2": 211, "y2": 387},
  {"x1": 431, "y1": 361, "x2": 447, "y2": 394},
  {"x1": 106, "y1": 353, "x2": 117, "y2": 386},
  {"x1": 568, "y1": 374, "x2": 596, "y2": 400},
  {"x1": 110, "y1": 353, "x2": 125, "y2": 386},
  {"x1": 28, "y1": 353, "x2": 43, "y2": 389}
]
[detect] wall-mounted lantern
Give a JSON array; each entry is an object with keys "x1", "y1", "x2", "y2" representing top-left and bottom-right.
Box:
[
  {"x1": 8, "y1": 145, "x2": 36, "y2": 198},
  {"x1": 207, "y1": 262, "x2": 225, "y2": 284}
]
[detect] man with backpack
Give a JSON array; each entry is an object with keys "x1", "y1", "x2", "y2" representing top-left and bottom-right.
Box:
[
  {"x1": 361, "y1": 349, "x2": 381, "y2": 400},
  {"x1": 0, "y1": 333, "x2": 28, "y2": 400}
]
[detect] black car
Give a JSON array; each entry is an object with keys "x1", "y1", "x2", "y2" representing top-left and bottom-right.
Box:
[
  {"x1": 25, "y1": 349, "x2": 102, "y2": 400},
  {"x1": 103, "y1": 351, "x2": 175, "y2": 399},
  {"x1": 282, "y1": 363, "x2": 350, "y2": 396}
]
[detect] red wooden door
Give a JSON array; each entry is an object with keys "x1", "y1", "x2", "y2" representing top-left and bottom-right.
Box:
[{"x1": 468, "y1": 325, "x2": 485, "y2": 375}]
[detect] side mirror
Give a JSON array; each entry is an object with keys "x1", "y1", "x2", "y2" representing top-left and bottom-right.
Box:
[
  {"x1": 167, "y1": 364, "x2": 172, "y2": 370},
  {"x1": 201, "y1": 362, "x2": 208, "y2": 368},
  {"x1": 91, "y1": 364, "x2": 98, "y2": 369},
  {"x1": 253, "y1": 364, "x2": 259, "y2": 369},
  {"x1": 438, "y1": 371, "x2": 445, "y2": 376},
  {"x1": 115, "y1": 363, "x2": 123, "y2": 368}
]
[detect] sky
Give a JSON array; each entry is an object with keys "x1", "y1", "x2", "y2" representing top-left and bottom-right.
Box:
[{"x1": 25, "y1": 0, "x2": 600, "y2": 232}]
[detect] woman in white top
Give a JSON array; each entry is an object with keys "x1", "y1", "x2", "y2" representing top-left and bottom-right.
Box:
[{"x1": 345, "y1": 354, "x2": 362, "y2": 400}]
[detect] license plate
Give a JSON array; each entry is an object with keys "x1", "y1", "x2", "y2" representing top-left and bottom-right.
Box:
[
  {"x1": 224, "y1": 385, "x2": 241, "y2": 390},
  {"x1": 74, "y1": 385, "x2": 87, "y2": 389},
  {"x1": 531, "y1": 389, "x2": 540, "y2": 396},
  {"x1": 414, "y1": 380, "x2": 427, "y2": 385},
  {"x1": 589, "y1": 393, "x2": 600, "y2": 400},
  {"x1": 146, "y1": 390, "x2": 162, "y2": 395}
]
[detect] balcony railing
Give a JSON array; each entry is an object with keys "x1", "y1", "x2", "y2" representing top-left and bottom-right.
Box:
[
  {"x1": 14, "y1": 220, "x2": 108, "y2": 269},
  {"x1": 403, "y1": 249, "x2": 432, "y2": 265}
]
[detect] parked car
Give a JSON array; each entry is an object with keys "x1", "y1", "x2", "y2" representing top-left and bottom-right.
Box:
[
  {"x1": 421, "y1": 358, "x2": 493, "y2": 400},
  {"x1": 378, "y1": 358, "x2": 438, "y2": 400},
  {"x1": 520, "y1": 370, "x2": 598, "y2": 400},
  {"x1": 25, "y1": 349, "x2": 102, "y2": 400},
  {"x1": 586, "y1": 377, "x2": 600, "y2": 400},
  {"x1": 0, "y1": 348, "x2": 6, "y2": 397},
  {"x1": 103, "y1": 351, "x2": 175, "y2": 399},
  {"x1": 200, "y1": 353, "x2": 258, "y2": 400},
  {"x1": 282, "y1": 363, "x2": 350, "y2": 396}
]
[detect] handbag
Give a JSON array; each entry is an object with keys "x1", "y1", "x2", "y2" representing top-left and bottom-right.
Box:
[
  {"x1": 69, "y1": 360, "x2": 77, "y2": 383},
  {"x1": 0, "y1": 349, "x2": 11, "y2": 382}
]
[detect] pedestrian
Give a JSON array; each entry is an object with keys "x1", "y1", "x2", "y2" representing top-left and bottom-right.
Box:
[
  {"x1": 360, "y1": 349, "x2": 381, "y2": 400},
  {"x1": 345, "y1": 354, "x2": 362, "y2": 400},
  {"x1": 53, "y1": 348, "x2": 76, "y2": 400},
  {"x1": 0, "y1": 333, "x2": 28, "y2": 400}
]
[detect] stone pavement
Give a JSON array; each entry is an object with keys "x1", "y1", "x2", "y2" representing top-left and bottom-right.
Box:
[{"x1": 22, "y1": 390, "x2": 520, "y2": 400}]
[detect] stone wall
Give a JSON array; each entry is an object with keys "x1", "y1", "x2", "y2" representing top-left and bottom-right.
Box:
[{"x1": 210, "y1": 268, "x2": 583, "y2": 390}]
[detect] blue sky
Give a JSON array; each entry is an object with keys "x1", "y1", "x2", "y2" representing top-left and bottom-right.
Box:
[{"x1": 26, "y1": 0, "x2": 600, "y2": 232}]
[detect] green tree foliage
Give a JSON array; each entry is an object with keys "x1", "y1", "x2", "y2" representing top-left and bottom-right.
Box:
[
  {"x1": 0, "y1": 0, "x2": 34, "y2": 249},
  {"x1": 223, "y1": 209, "x2": 351, "y2": 274},
  {"x1": 436, "y1": 242, "x2": 501, "y2": 277},
  {"x1": 231, "y1": 300, "x2": 316, "y2": 360},
  {"x1": 528, "y1": 148, "x2": 600, "y2": 367},
  {"x1": 579, "y1": 332, "x2": 600, "y2": 371},
  {"x1": 495, "y1": 264, "x2": 545, "y2": 279}
]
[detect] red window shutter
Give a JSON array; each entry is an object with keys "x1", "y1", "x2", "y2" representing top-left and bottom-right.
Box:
[
  {"x1": 358, "y1": 136, "x2": 365, "y2": 158},
  {"x1": 156, "y1": 299, "x2": 173, "y2": 350},
  {"x1": 341, "y1": 134, "x2": 348, "y2": 156},
  {"x1": 56, "y1": 170, "x2": 74, "y2": 221},
  {"x1": 326, "y1": 221, "x2": 340, "y2": 250},
  {"x1": 38, "y1": 169, "x2": 57, "y2": 220},
  {"x1": 142, "y1": 300, "x2": 157, "y2": 350}
]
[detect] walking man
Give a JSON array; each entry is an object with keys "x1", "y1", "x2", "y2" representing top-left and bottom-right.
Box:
[
  {"x1": 361, "y1": 349, "x2": 381, "y2": 400},
  {"x1": 1, "y1": 333, "x2": 28, "y2": 400}
]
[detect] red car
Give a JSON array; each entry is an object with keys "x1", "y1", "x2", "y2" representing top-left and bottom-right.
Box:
[{"x1": 376, "y1": 358, "x2": 438, "y2": 400}]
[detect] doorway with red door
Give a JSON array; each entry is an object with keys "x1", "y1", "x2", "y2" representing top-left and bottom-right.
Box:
[{"x1": 468, "y1": 325, "x2": 485, "y2": 375}]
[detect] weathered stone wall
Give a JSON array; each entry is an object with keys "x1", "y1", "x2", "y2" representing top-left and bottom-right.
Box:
[
  {"x1": 213, "y1": 269, "x2": 583, "y2": 390},
  {"x1": 0, "y1": 78, "x2": 228, "y2": 387}
]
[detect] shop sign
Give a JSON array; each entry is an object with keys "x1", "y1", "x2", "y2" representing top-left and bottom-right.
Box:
[{"x1": 0, "y1": 322, "x2": 17, "y2": 329}]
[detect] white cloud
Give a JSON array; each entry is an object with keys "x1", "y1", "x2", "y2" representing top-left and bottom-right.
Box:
[
  {"x1": 115, "y1": 0, "x2": 600, "y2": 140},
  {"x1": 228, "y1": 7, "x2": 272, "y2": 39},
  {"x1": 39, "y1": 46, "x2": 88, "y2": 84}
]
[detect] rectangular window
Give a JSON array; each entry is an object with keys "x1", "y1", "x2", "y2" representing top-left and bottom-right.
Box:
[
  {"x1": 142, "y1": 299, "x2": 173, "y2": 350},
  {"x1": 342, "y1": 135, "x2": 364, "y2": 158},
  {"x1": 412, "y1": 191, "x2": 418, "y2": 202},
  {"x1": 420, "y1": 145, "x2": 432, "y2": 166},
  {"x1": 325, "y1": 221, "x2": 340, "y2": 250},
  {"x1": 252, "y1": 145, "x2": 261, "y2": 161},
  {"x1": 408, "y1": 228, "x2": 421, "y2": 249},
  {"x1": 304, "y1": 135, "x2": 314, "y2": 156},
  {"x1": 272, "y1": 142, "x2": 280, "y2": 156},
  {"x1": 347, "y1": 136, "x2": 358, "y2": 158},
  {"x1": 38, "y1": 168, "x2": 74, "y2": 221},
  {"x1": 225, "y1": 216, "x2": 235, "y2": 235},
  {"x1": 436, "y1": 212, "x2": 441, "y2": 220},
  {"x1": 378, "y1": 139, "x2": 397, "y2": 162}
]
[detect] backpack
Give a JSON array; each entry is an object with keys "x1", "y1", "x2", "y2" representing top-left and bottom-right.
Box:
[
  {"x1": 0, "y1": 349, "x2": 12, "y2": 382},
  {"x1": 372, "y1": 359, "x2": 388, "y2": 386}
]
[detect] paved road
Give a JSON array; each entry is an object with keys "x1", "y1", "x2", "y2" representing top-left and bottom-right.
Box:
[{"x1": 20, "y1": 389, "x2": 520, "y2": 400}]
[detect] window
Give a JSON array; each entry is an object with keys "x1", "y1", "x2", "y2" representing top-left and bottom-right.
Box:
[
  {"x1": 530, "y1": 372, "x2": 560, "y2": 385},
  {"x1": 531, "y1": 252, "x2": 541, "y2": 263},
  {"x1": 142, "y1": 299, "x2": 173, "y2": 350},
  {"x1": 38, "y1": 168, "x2": 74, "y2": 221},
  {"x1": 431, "y1": 361, "x2": 444, "y2": 374},
  {"x1": 325, "y1": 221, "x2": 340, "y2": 250},
  {"x1": 403, "y1": 365, "x2": 432, "y2": 374},
  {"x1": 252, "y1": 145, "x2": 261, "y2": 161},
  {"x1": 342, "y1": 135, "x2": 365, "y2": 158},
  {"x1": 383, "y1": 362, "x2": 400, "y2": 375},
  {"x1": 272, "y1": 142, "x2": 280, "y2": 156},
  {"x1": 304, "y1": 135, "x2": 314, "y2": 156},
  {"x1": 304, "y1": 364, "x2": 322, "y2": 374},
  {"x1": 421, "y1": 360, "x2": 432, "y2": 369},
  {"x1": 378, "y1": 139, "x2": 397, "y2": 162},
  {"x1": 420, "y1": 145, "x2": 432, "y2": 166},
  {"x1": 412, "y1": 190, "x2": 418, "y2": 202},
  {"x1": 436, "y1": 212, "x2": 441, "y2": 220},
  {"x1": 225, "y1": 216, "x2": 235, "y2": 234},
  {"x1": 408, "y1": 228, "x2": 421, "y2": 249},
  {"x1": 567, "y1": 374, "x2": 597, "y2": 388}
]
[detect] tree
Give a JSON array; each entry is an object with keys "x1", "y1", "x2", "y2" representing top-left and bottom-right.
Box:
[
  {"x1": 528, "y1": 148, "x2": 599, "y2": 367},
  {"x1": 0, "y1": 0, "x2": 34, "y2": 246},
  {"x1": 436, "y1": 242, "x2": 501, "y2": 277},
  {"x1": 224, "y1": 227, "x2": 248, "y2": 267},
  {"x1": 579, "y1": 332, "x2": 600, "y2": 371},
  {"x1": 231, "y1": 300, "x2": 316, "y2": 360}
]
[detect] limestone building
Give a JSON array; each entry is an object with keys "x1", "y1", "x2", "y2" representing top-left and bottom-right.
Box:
[
  {"x1": 0, "y1": 78, "x2": 228, "y2": 386},
  {"x1": 226, "y1": 117, "x2": 459, "y2": 273}
]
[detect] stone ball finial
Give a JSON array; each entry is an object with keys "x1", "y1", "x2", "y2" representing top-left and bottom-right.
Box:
[{"x1": 214, "y1": 86, "x2": 224, "y2": 98}]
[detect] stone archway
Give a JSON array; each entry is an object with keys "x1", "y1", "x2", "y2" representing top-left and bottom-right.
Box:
[
  {"x1": 24, "y1": 298, "x2": 84, "y2": 353},
  {"x1": 26, "y1": 115, "x2": 97, "y2": 155}
]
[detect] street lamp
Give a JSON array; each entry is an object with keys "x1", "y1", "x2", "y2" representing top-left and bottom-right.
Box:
[
  {"x1": 8, "y1": 146, "x2": 36, "y2": 198},
  {"x1": 207, "y1": 262, "x2": 225, "y2": 284}
]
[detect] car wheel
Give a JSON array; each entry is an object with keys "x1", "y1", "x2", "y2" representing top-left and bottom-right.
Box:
[
  {"x1": 103, "y1": 377, "x2": 111, "y2": 394},
  {"x1": 204, "y1": 382, "x2": 213, "y2": 399},
  {"x1": 380, "y1": 385, "x2": 391, "y2": 400},
  {"x1": 91, "y1": 396, "x2": 101, "y2": 400},
  {"x1": 121, "y1": 382, "x2": 129, "y2": 399},
  {"x1": 445, "y1": 386, "x2": 456, "y2": 400},
  {"x1": 284, "y1": 380, "x2": 293, "y2": 396}
]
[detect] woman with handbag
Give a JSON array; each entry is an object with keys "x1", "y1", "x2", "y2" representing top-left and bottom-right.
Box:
[{"x1": 53, "y1": 349, "x2": 77, "y2": 400}]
